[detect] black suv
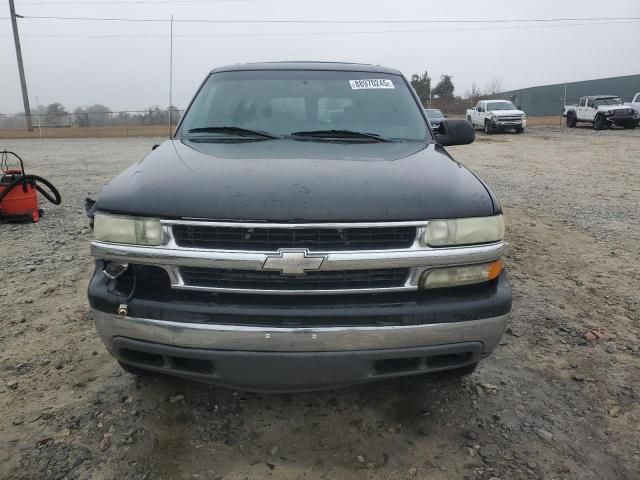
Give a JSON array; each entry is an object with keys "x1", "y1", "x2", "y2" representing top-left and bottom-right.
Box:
[{"x1": 88, "y1": 62, "x2": 511, "y2": 391}]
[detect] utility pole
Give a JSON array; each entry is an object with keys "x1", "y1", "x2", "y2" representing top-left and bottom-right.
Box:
[
  {"x1": 168, "y1": 14, "x2": 173, "y2": 136},
  {"x1": 8, "y1": 0, "x2": 33, "y2": 131}
]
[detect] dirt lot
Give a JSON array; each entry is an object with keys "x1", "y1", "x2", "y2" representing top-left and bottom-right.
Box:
[{"x1": 1, "y1": 127, "x2": 639, "y2": 480}]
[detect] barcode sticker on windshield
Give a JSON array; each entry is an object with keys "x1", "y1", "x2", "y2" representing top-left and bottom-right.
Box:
[{"x1": 349, "y1": 79, "x2": 395, "y2": 90}]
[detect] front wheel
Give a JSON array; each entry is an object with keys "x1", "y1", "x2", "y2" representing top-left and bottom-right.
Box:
[
  {"x1": 593, "y1": 114, "x2": 607, "y2": 130},
  {"x1": 484, "y1": 120, "x2": 493, "y2": 134},
  {"x1": 515, "y1": 127, "x2": 524, "y2": 134},
  {"x1": 566, "y1": 112, "x2": 576, "y2": 128},
  {"x1": 623, "y1": 120, "x2": 638, "y2": 129}
]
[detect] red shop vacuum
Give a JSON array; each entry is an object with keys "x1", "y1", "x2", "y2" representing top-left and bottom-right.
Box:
[{"x1": 0, "y1": 150, "x2": 61, "y2": 223}]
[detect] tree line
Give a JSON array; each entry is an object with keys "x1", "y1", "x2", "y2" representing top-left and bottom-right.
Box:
[
  {"x1": 410, "y1": 71, "x2": 504, "y2": 114},
  {"x1": 0, "y1": 103, "x2": 182, "y2": 129},
  {"x1": 1, "y1": 77, "x2": 504, "y2": 129}
]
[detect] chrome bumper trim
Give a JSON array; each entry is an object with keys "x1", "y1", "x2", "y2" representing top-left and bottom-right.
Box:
[
  {"x1": 94, "y1": 310, "x2": 509, "y2": 354},
  {"x1": 90, "y1": 241, "x2": 504, "y2": 271}
]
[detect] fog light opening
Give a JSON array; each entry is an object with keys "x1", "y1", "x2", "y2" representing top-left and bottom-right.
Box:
[{"x1": 103, "y1": 261, "x2": 129, "y2": 280}]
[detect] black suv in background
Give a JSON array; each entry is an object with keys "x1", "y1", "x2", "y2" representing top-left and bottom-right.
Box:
[{"x1": 88, "y1": 62, "x2": 511, "y2": 392}]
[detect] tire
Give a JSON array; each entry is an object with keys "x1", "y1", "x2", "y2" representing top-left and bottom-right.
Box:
[
  {"x1": 623, "y1": 120, "x2": 638, "y2": 129},
  {"x1": 515, "y1": 127, "x2": 524, "y2": 134},
  {"x1": 484, "y1": 120, "x2": 493, "y2": 134},
  {"x1": 118, "y1": 361, "x2": 153, "y2": 376},
  {"x1": 566, "y1": 112, "x2": 576, "y2": 128},
  {"x1": 593, "y1": 114, "x2": 606, "y2": 130}
]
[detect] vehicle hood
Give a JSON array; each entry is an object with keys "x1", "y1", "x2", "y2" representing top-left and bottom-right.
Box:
[
  {"x1": 95, "y1": 139, "x2": 497, "y2": 222},
  {"x1": 491, "y1": 109, "x2": 525, "y2": 117}
]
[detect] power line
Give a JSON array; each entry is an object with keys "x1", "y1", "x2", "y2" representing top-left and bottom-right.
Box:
[
  {"x1": 16, "y1": 14, "x2": 640, "y2": 24},
  {"x1": 18, "y1": 0, "x2": 247, "y2": 3},
  {"x1": 3, "y1": 20, "x2": 637, "y2": 38}
]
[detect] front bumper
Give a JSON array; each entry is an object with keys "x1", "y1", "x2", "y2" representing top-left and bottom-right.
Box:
[
  {"x1": 490, "y1": 120, "x2": 525, "y2": 130},
  {"x1": 606, "y1": 115, "x2": 638, "y2": 125},
  {"x1": 95, "y1": 310, "x2": 509, "y2": 391},
  {"x1": 90, "y1": 267, "x2": 511, "y2": 391}
]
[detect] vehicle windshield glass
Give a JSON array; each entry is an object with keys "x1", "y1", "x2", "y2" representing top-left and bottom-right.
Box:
[
  {"x1": 177, "y1": 69, "x2": 430, "y2": 141},
  {"x1": 425, "y1": 109, "x2": 443, "y2": 119},
  {"x1": 594, "y1": 97, "x2": 622, "y2": 107},
  {"x1": 487, "y1": 101, "x2": 516, "y2": 111}
]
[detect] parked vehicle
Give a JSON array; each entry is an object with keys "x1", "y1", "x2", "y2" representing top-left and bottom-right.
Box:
[
  {"x1": 624, "y1": 93, "x2": 640, "y2": 112},
  {"x1": 466, "y1": 100, "x2": 526, "y2": 134},
  {"x1": 424, "y1": 108, "x2": 445, "y2": 130},
  {"x1": 87, "y1": 62, "x2": 511, "y2": 392},
  {"x1": 563, "y1": 95, "x2": 638, "y2": 130}
]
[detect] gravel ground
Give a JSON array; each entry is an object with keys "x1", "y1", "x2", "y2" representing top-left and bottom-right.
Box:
[{"x1": 1, "y1": 127, "x2": 639, "y2": 480}]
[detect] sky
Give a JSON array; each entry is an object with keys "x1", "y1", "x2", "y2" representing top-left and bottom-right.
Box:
[{"x1": 1, "y1": 0, "x2": 639, "y2": 113}]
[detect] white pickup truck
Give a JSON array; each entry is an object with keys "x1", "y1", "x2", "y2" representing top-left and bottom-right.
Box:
[
  {"x1": 466, "y1": 100, "x2": 526, "y2": 134},
  {"x1": 563, "y1": 95, "x2": 638, "y2": 130},
  {"x1": 624, "y1": 93, "x2": 640, "y2": 111}
]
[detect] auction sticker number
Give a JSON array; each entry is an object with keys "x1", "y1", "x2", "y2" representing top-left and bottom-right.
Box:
[{"x1": 349, "y1": 79, "x2": 395, "y2": 90}]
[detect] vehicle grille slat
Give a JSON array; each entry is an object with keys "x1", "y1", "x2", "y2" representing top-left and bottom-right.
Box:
[
  {"x1": 180, "y1": 267, "x2": 410, "y2": 291},
  {"x1": 172, "y1": 225, "x2": 416, "y2": 251},
  {"x1": 614, "y1": 108, "x2": 633, "y2": 117}
]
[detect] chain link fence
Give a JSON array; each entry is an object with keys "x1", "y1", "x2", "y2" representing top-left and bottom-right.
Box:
[{"x1": 0, "y1": 109, "x2": 184, "y2": 131}]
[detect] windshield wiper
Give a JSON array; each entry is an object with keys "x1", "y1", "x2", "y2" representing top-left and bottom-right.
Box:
[
  {"x1": 186, "y1": 126, "x2": 279, "y2": 139},
  {"x1": 289, "y1": 129, "x2": 391, "y2": 142}
]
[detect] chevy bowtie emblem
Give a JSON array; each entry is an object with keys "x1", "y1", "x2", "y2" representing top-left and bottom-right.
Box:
[{"x1": 262, "y1": 249, "x2": 326, "y2": 276}]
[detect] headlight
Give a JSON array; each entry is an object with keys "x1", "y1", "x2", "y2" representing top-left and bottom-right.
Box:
[
  {"x1": 423, "y1": 215, "x2": 504, "y2": 247},
  {"x1": 94, "y1": 213, "x2": 163, "y2": 245},
  {"x1": 419, "y1": 260, "x2": 503, "y2": 289}
]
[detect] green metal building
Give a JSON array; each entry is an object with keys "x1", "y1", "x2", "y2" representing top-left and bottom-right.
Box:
[{"x1": 499, "y1": 74, "x2": 640, "y2": 116}]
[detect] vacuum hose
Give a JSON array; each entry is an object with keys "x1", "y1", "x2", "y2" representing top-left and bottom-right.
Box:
[{"x1": 0, "y1": 174, "x2": 62, "y2": 205}]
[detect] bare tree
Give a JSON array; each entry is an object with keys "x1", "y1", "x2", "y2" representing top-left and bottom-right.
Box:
[
  {"x1": 464, "y1": 82, "x2": 483, "y2": 105},
  {"x1": 483, "y1": 77, "x2": 503, "y2": 97}
]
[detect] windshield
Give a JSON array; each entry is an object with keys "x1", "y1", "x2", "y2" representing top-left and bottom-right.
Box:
[
  {"x1": 594, "y1": 97, "x2": 622, "y2": 107},
  {"x1": 177, "y1": 70, "x2": 430, "y2": 142},
  {"x1": 425, "y1": 109, "x2": 443, "y2": 119},
  {"x1": 487, "y1": 101, "x2": 516, "y2": 111}
]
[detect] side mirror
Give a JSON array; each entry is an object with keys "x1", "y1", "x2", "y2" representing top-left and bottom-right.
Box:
[
  {"x1": 517, "y1": 105, "x2": 522, "y2": 110},
  {"x1": 435, "y1": 119, "x2": 475, "y2": 146},
  {"x1": 444, "y1": 114, "x2": 448, "y2": 118}
]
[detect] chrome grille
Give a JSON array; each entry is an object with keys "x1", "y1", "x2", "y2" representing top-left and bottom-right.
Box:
[
  {"x1": 180, "y1": 267, "x2": 410, "y2": 291},
  {"x1": 496, "y1": 115, "x2": 522, "y2": 122},
  {"x1": 172, "y1": 224, "x2": 416, "y2": 251},
  {"x1": 614, "y1": 108, "x2": 633, "y2": 117}
]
